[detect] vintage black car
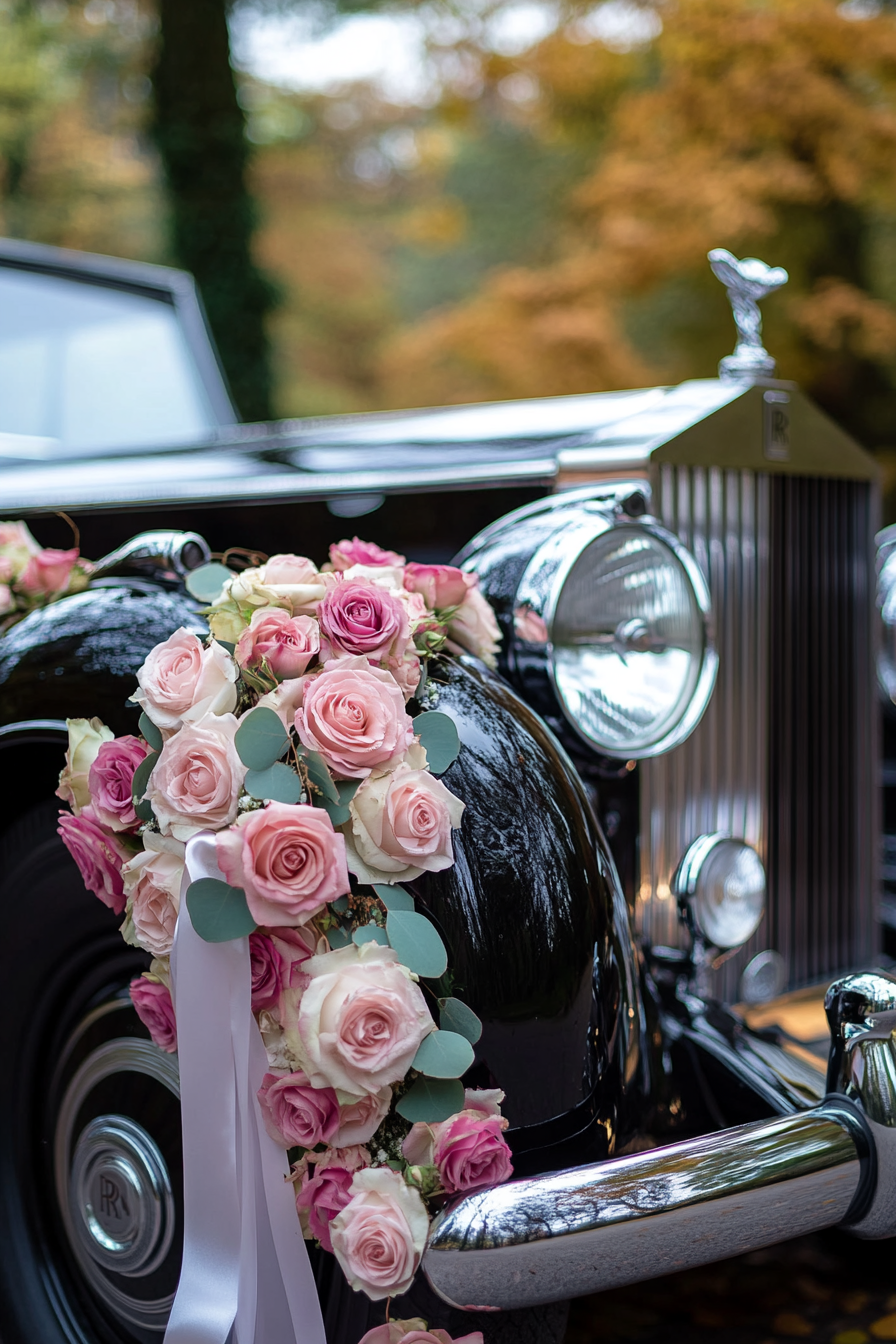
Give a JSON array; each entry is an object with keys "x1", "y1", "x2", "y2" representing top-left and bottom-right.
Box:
[{"x1": 0, "y1": 240, "x2": 894, "y2": 1344}]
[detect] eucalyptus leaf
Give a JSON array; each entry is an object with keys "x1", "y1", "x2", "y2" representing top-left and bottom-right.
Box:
[
  {"x1": 415, "y1": 711, "x2": 460, "y2": 775},
  {"x1": 326, "y1": 924, "x2": 352, "y2": 949},
  {"x1": 185, "y1": 562, "x2": 234, "y2": 603},
  {"x1": 131, "y1": 751, "x2": 158, "y2": 823},
  {"x1": 301, "y1": 748, "x2": 339, "y2": 804},
  {"x1": 373, "y1": 883, "x2": 415, "y2": 912},
  {"x1": 330, "y1": 895, "x2": 350, "y2": 914},
  {"x1": 186, "y1": 878, "x2": 256, "y2": 943},
  {"x1": 235, "y1": 707, "x2": 290, "y2": 771},
  {"x1": 396, "y1": 1076, "x2": 464, "y2": 1124},
  {"x1": 386, "y1": 910, "x2": 448, "y2": 978},
  {"x1": 438, "y1": 997, "x2": 483, "y2": 1044},
  {"x1": 319, "y1": 779, "x2": 359, "y2": 824},
  {"x1": 138, "y1": 712, "x2": 162, "y2": 752},
  {"x1": 412, "y1": 1030, "x2": 475, "y2": 1079},
  {"x1": 245, "y1": 762, "x2": 303, "y2": 804},
  {"x1": 353, "y1": 925, "x2": 389, "y2": 947}
]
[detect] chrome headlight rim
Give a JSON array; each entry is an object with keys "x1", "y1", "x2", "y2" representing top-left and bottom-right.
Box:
[
  {"x1": 673, "y1": 831, "x2": 767, "y2": 952},
  {"x1": 514, "y1": 505, "x2": 718, "y2": 761}
]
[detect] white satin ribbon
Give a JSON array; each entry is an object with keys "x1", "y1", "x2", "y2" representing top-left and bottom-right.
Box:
[{"x1": 166, "y1": 831, "x2": 327, "y2": 1344}]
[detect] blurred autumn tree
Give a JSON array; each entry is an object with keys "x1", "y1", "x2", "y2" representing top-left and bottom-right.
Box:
[{"x1": 381, "y1": 0, "x2": 896, "y2": 461}]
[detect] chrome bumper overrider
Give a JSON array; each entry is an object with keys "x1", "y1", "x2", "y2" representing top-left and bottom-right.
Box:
[{"x1": 423, "y1": 972, "x2": 896, "y2": 1311}]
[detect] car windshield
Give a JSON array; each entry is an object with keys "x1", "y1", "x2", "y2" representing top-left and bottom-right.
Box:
[{"x1": 0, "y1": 266, "x2": 218, "y2": 455}]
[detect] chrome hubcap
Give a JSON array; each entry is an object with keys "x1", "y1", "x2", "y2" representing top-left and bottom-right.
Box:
[{"x1": 70, "y1": 1115, "x2": 174, "y2": 1277}]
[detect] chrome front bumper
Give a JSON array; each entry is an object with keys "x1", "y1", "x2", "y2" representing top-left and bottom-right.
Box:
[{"x1": 423, "y1": 972, "x2": 896, "y2": 1311}]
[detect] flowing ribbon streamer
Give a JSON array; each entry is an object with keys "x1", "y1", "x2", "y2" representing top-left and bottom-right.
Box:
[{"x1": 166, "y1": 831, "x2": 327, "y2": 1344}]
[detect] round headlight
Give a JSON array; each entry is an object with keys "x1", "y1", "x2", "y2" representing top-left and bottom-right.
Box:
[
  {"x1": 458, "y1": 485, "x2": 717, "y2": 759},
  {"x1": 674, "y1": 833, "x2": 767, "y2": 950}
]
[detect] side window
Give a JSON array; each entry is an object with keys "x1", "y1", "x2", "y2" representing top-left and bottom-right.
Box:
[{"x1": 0, "y1": 267, "x2": 218, "y2": 452}]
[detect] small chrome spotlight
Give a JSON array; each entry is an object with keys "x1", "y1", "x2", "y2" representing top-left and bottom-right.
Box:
[{"x1": 674, "y1": 833, "x2": 767, "y2": 952}]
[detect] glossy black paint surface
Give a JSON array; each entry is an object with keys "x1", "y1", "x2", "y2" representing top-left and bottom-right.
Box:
[
  {"x1": 408, "y1": 657, "x2": 644, "y2": 1160},
  {"x1": 0, "y1": 583, "x2": 204, "y2": 736}
]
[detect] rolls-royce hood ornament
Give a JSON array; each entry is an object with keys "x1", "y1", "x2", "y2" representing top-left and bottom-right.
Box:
[{"x1": 709, "y1": 247, "x2": 788, "y2": 382}]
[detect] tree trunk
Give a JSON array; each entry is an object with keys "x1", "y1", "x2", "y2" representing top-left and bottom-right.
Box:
[{"x1": 151, "y1": 0, "x2": 275, "y2": 421}]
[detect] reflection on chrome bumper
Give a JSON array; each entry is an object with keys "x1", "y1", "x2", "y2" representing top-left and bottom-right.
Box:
[{"x1": 424, "y1": 971, "x2": 896, "y2": 1313}]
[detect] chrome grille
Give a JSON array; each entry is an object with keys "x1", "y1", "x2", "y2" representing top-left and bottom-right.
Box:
[{"x1": 638, "y1": 465, "x2": 877, "y2": 998}]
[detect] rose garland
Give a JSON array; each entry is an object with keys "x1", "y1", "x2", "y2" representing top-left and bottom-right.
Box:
[
  {"x1": 56, "y1": 535, "x2": 511, "y2": 1332},
  {"x1": 0, "y1": 519, "x2": 91, "y2": 631}
]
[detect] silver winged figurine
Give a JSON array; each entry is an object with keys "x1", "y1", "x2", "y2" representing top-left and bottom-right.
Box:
[{"x1": 709, "y1": 247, "x2": 788, "y2": 382}]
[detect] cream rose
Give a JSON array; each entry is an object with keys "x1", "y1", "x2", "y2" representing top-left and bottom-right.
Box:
[
  {"x1": 226, "y1": 558, "x2": 335, "y2": 616},
  {"x1": 295, "y1": 656, "x2": 414, "y2": 779},
  {"x1": 297, "y1": 942, "x2": 434, "y2": 1096},
  {"x1": 148, "y1": 712, "x2": 246, "y2": 839},
  {"x1": 132, "y1": 628, "x2": 237, "y2": 731},
  {"x1": 57, "y1": 717, "x2": 114, "y2": 814},
  {"x1": 348, "y1": 744, "x2": 464, "y2": 883},
  {"x1": 330, "y1": 1167, "x2": 429, "y2": 1300},
  {"x1": 123, "y1": 837, "x2": 184, "y2": 957}
]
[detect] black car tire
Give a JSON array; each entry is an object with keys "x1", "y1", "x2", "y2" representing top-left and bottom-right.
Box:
[{"x1": 0, "y1": 800, "x2": 569, "y2": 1344}]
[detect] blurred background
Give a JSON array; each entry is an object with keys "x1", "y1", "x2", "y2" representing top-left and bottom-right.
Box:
[{"x1": 4, "y1": 0, "x2": 896, "y2": 501}]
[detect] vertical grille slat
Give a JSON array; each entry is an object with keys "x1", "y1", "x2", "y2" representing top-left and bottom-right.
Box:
[{"x1": 640, "y1": 467, "x2": 877, "y2": 997}]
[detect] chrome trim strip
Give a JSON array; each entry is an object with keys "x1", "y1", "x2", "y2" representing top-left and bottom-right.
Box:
[
  {"x1": 0, "y1": 718, "x2": 68, "y2": 740},
  {"x1": 423, "y1": 1106, "x2": 865, "y2": 1310}
]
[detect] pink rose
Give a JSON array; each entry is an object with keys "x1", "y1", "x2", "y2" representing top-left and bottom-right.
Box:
[
  {"x1": 122, "y1": 845, "x2": 183, "y2": 957},
  {"x1": 257, "y1": 1069, "x2": 340, "y2": 1148},
  {"x1": 216, "y1": 802, "x2": 350, "y2": 926},
  {"x1": 404, "y1": 564, "x2": 475, "y2": 612},
  {"x1": 18, "y1": 546, "x2": 79, "y2": 596},
  {"x1": 386, "y1": 651, "x2": 422, "y2": 701},
  {"x1": 295, "y1": 657, "x2": 414, "y2": 779},
  {"x1": 318, "y1": 581, "x2": 409, "y2": 661},
  {"x1": 236, "y1": 608, "x2": 320, "y2": 680},
  {"x1": 295, "y1": 1165, "x2": 355, "y2": 1254},
  {"x1": 130, "y1": 976, "x2": 177, "y2": 1052},
  {"x1": 264, "y1": 554, "x2": 319, "y2": 585},
  {"x1": 333, "y1": 1084, "x2": 392, "y2": 1145},
  {"x1": 88, "y1": 735, "x2": 148, "y2": 831},
  {"x1": 133, "y1": 628, "x2": 237, "y2": 731},
  {"x1": 432, "y1": 1111, "x2": 513, "y2": 1194},
  {"x1": 0, "y1": 583, "x2": 13, "y2": 615},
  {"x1": 359, "y1": 1323, "x2": 484, "y2": 1344},
  {"x1": 447, "y1": 588, "x2": 501, "y2": 669},
  {"x1": 329, "y1": 538, "x2": 406, "y2": 571},
  {"x1": 0, "y1": 520, "x2": 39, "y2": 551},
  {"x1": 148, "y1": 712, "x2": 246, "y2": 838},
  {"x1": 269, "y1": 925, "x2": 316, "y2": 992},
  {"x1": 249, "y1": 931, "x2": 284, "y2": 1011},
  {"x1": 330, "y1": 1167, "x2": 429, "y2": 1299},
  {"x1": 348, "y1": 746, "x2": 464, "y2": 881},
  {"x1": 298, "y1": 941, "x2": 434, "y2": 1095},
  {"x1": 57, "y1": 716, "x2": 115, "y2": 814},
  {"x1": 58, "y1": 807, "x2": 127, "y2": 913}
]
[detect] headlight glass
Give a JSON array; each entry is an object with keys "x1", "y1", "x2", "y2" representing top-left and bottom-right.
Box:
[
  {"x1": 676, "y1": 835, "x2": 767, "y2": 950},
  {"x1": 551, "y1": 527, "x2": 708, "y2": 756}
]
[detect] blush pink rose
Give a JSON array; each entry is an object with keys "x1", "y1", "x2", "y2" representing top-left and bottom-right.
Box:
[
  {"x1": 333, "y1": 1084, "x2": 392, "y2": 1146},
  {"x1": 148, "y1": 712, "x2": 246, "y2": 838},
  {"x1": 329, "y1": 538, "x2": 406, "y2": 571},
  {"x1": 269, "y1": 925, "x2": 316, "y2": 994},
  {"x1": 359, "y1": 1323, "x2": 484, "y2": 1344},
  {"x1": 295, "y1": 1165, "x2": 355, "y2": 1254},
  {"x1": 298, "y1": 941, "x2": 434, "y2": 1095},
  {"x1": 130, "y1": 977, "x2": 177, "y2": 1052},
  {"x1": 264, "y1": 554, "x2": 319, "y2": 585},
  {"x1": 133, "y1": 628, "x2": 237, "y2": 731},
  {"x1": 257, "y1": 1070, "x2": 341, "y2": 1148},
  {"x1": 58, "y1": 807, "x2": 127, "y2": 913},
  {"x1": 18, "y1": 547, "x2": 79, "y2": 596},
  {"x1": 216, "y1": 803, "x2": 350, "y2": 926},
  {"x1": 447, "y1": 588, "x2": 501, "y2": 670},
  {"x1": 295, "y1": 657, "x2": 414, "y2": 779},
  {"x1": 349, "y1": 747, "x2": 464, "y2": 880},
  {"x1": 122, "y1": 846, "x2": 183, "y2": 957},
  {"x1": 403, "y1": 564, "x2": 476, "y2": 612},
  {"x1": 236, "y1": 608, "x2": 320, "y2": 680},
  {"x1": 432, "y1": 1111, "x2": 513, "y2": 1194},
  {"x1": 88, "y1": 735, "x2": 148, "y2": 831},
  {"x1": 249, "y1": 931, "x2": 284, "y2": 1011},
  {"x1": 386, "y1": 651, "x2": 422, "y2": 701},
  {"x1": 330, "y1": 1167, "x2": 429, "y2": 1300},
  {"x1": 318, "y1": 581, "x2": 409, "y2": 661}
]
